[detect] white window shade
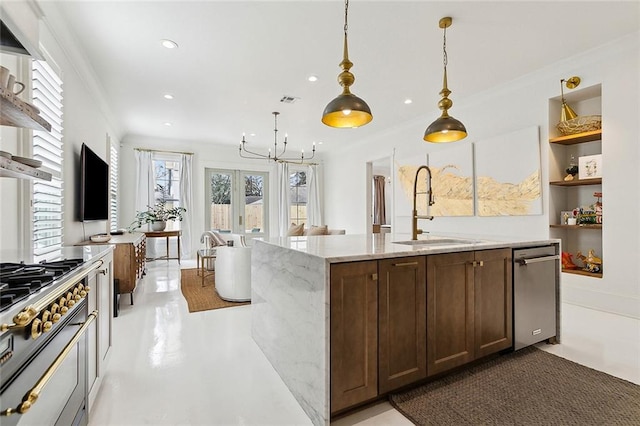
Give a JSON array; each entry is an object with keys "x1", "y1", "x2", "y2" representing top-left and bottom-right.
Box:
[
  {"x1": 110, "y1": 140, "x2": 119, "y2": 232},
  {"x1": 32, "y1": 60, "x2": 64, "y2": 261}
]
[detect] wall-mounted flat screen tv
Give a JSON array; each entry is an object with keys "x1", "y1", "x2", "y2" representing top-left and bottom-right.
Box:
[{"x1": 80, "y1": 143, "x2": 109, "y2": 221}]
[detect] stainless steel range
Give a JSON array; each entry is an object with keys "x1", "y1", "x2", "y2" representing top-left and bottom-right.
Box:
[{"x1": 0, "y1": 248, "x2": 106, "y2": 426}]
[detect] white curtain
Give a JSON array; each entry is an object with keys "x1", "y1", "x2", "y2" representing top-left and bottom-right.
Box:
[
  {"x1": 307, "y1": 164, "x2": 322, "y2": 226},
  {"x1": 277, "y1": 162, "x2": 290, "y2": 237},
  {"x1": 135, "y1": 150, "x2": 156, "y2": 256},
  {"x1": 180, "y1": 154, "x2": 193, "y2": 258}
]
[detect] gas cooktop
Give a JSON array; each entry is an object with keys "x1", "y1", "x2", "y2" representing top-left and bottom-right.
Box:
[{"x1": 0, "y1": 259, "x2": 85, "y2": 312}]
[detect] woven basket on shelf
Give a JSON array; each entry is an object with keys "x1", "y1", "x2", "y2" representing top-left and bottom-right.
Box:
[{"x1": 556, "y1": 115, "x2": 601, "y2": 136}]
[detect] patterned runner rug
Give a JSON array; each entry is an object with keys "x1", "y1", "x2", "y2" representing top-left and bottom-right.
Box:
[{"x1": 390, "y1": 346, "x2": 640, "y2": 425}]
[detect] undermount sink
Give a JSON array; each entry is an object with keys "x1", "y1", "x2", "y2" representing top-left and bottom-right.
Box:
[{"x1": 392, "y1": 238, "x2": 477, "y2": 246}]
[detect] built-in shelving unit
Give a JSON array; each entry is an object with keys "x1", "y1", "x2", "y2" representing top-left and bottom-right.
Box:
[
  {"x1": 0, "y1": 86, "x2": 51, "y2": 132},
  {"x1": 0, "y1": 156, "x2": 52, "y2": 181},
  {"x1": 548, "y1": 84, "x2": 603, "y2": 279}
]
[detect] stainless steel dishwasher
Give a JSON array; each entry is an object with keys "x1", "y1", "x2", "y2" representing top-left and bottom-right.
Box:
[{"x1": 513, "y1": 246, "x2": 559, "y2": 350}]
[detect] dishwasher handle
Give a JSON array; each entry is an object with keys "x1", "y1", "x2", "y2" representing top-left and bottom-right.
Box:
[{"x1": 517, "y1": 254, "x2": 559, "y2": 266}]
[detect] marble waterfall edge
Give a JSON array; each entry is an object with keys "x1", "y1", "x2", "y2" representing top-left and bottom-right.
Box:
[{"x1": 251, "y1": 240, "x2": 328, "y2": 425}]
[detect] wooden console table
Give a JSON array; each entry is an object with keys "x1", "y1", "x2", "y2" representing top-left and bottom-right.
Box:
[
  {"x1": 144, "y1": 230, "x2": 182, "y2": 264},
  {"x1": 76, "y1": 232, "x2": 146, "y2": 306}
]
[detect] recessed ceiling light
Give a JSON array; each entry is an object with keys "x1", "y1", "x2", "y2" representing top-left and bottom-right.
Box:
[
  {"x1": 250, "y1": 133, "x2": 256, "y2": 137},
  {"x1": 161, "y1": 39, "x2": 178, "y2": 49},
  {"x1": 164, "y1": 94, "x2": 174, "y2": 100},
  {"x1": 308, "y1": 75, "x2": 318, "y2": 82},
  {"x1": 404, "y1": 98, "x2": 413, "y2": 104},
  {"x1": 164, "y1": 122, "x2": 172, "y2": 126},
  {"x1": 318, "y1": 141, "x2": 324, "y2": 145}
]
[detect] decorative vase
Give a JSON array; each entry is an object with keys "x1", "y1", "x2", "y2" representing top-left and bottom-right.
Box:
[{"x1": 151, "y1": 221, "x2": 166, "y2": 231}]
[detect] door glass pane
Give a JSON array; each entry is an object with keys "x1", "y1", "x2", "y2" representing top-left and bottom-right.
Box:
[
  {"x1": 209, "y1": 172, "x2": 233, "y2": 233},
  {"x1": 154, "y1": 159, "x2": 182, "y2": 230},
  {"x1": 290, "y1": 171, "x2": 307, "y2": 226},
  {"x1": 244, "y1": 174, "x2": 264, "y2": 233}
]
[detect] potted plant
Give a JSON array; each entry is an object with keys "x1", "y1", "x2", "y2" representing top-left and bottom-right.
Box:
[{"x1": 128, "y1": 201, "x2": 186, "y2": 231}]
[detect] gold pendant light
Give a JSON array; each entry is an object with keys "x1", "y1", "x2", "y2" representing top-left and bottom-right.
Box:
[
  {"x1": 322, "y1": 0, "x2": 372, "y2": 128},
  {"x1": 424, "y1": 17, "x2": 467, "y2": 143}
]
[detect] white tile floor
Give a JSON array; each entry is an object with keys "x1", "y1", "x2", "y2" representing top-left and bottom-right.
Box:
[{"x1": 88, "y1": 260, "x2": 640, "y2": 426}]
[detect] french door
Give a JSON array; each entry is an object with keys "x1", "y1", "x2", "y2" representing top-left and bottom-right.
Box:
[{"x1": 205, "y1": 168, "x2": 268, "y2": 240}]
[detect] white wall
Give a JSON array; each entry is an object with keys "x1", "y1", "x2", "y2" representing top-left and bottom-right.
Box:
[{"x1": 323, "y1": 33, "x2": 639, "y2": 318}]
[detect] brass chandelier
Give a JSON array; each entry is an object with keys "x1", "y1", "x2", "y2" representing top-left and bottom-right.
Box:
[
  {"x1": 321, "y1": 0, "x2": 372, "y2": 128},
  {"x1": 424, "y1": 17, "x2": 467, "y2": 143},
  {"x1": 239, "y1": 112, "x2": 316, "y2": 164}
]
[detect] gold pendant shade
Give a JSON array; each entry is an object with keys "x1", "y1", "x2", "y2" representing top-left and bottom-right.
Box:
[
  {"x1": 322, "y1": 0, "x2": 372, "y2": 128},
  {"x1": 424, "y1": 17, "x2": 467, "y2": 143}
]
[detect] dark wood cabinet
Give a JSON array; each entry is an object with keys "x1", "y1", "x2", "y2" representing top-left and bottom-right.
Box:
[
  {"x1": 474, "y1": 248, "x2": 513, "y2": 358},
  {"x1": 426, "y1": 249, "x2": 513, "y2": 377},
  {"x1": 330, "y1": 261, "x2": 378, "y2": 414},
  {"x1": 378, "y1": 256, "x2": 427, "y2": 393},
  {"x1": 330, "y1": 249, "x2": 513, "y2": 414},
  {"x1": 426, "y1": 251, "x2": 475, "y2": 376}
]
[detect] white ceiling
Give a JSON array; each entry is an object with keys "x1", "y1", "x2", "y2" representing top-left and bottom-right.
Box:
[{"x1": 53, "y1": 1, "x2": 639, "y2": 154}]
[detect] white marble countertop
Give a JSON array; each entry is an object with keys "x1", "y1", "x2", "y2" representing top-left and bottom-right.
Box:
[{"x1": 257, "y1": 233, "x2": 559, "y2": 263}]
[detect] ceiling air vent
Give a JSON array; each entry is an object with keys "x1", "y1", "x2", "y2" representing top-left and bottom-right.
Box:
[{"x1": 280, "y1": 95, "x2": 299, "y2": 104}]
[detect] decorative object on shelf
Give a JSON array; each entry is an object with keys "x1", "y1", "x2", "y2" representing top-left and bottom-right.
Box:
[
  {"x1": 560, "y1": 210, "x2": 574, "y2": 224},
  {"x1": 593, "y1": 192, "x2": 603, "y2": 224},
  {"x1": 321, "y1": 0, "x2": 372, "y2": 128},
  {"x1": 565, "y1": 155, "x2": 578, "y2": 179},
  {"x1": 90, "y1": 234, "x2": 112, "y2": 243},
  {"x1": 424, "y1": 17, "x2": 467, "y2": 143},
  {"x1": 576, "y1": 249, "x2": 602, "y2": 273},
  {"x1": 578, "y1": 154, "x2": 602, "y2": 179},
  {"x1": 557, "y1": 115, "x2": 602, "y2": 136},
  {"x1": 561, "y1": 252, "x2": 579, "y2": 270},
  {"x1": 573, "y1": 204, "x2": 597, "y2": 225},
  {"x1": 128, "y1": 201, "x2": 186, "y2": 231},
  {"x1": 7, "y1": 74, "x2": 25, "y2": 96},
  {"x1": 239, "y1": 112, "x2": 316, "y2": 164}
]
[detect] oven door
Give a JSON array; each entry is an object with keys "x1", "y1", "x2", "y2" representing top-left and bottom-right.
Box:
[{"x1": 1, "y1": 303, "x2": 95, "y2": 426}]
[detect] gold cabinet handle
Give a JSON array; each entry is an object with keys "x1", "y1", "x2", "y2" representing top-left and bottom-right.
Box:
[
  {"x1": 1, "y1": 311, "x2": 98, "y2": 417},
  {"x1": 371, "y1": 273, "x2": 378, "y2": 281},
  {"x1": 393, "y1": 261, "x2": 419, "y2": 267},
  {"x1": 470, "y1": 260, "x2": 484, "y2": 267}
]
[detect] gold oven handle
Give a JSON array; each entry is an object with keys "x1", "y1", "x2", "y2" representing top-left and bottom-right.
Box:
[{"x1": 1, "y1": 310, "x2": 98, "y2": 417}]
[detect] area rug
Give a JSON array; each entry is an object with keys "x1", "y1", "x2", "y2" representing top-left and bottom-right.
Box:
[
  {"x1": 389, "y1": 346, "x2": 640, "y2": 425},
  {"x1": 179, "y1": 268, "x2": 249, "y2": 313}
]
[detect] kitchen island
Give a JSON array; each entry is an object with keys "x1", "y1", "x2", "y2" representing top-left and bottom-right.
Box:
[{"x1": 251, "y1": 233, "x2": 559, "y2": 425}]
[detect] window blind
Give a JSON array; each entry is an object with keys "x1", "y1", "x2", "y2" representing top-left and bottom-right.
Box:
[
  {"x1": 109, "y1": 140, "x2": 118, "y2": 232},
  {"x1": 32, "y1": 60, "x2": 64, "y2": 261}
]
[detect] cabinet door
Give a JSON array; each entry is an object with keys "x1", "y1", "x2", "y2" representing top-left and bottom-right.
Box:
[
  {"x1": 330, "y1": 261, "x2": 378, "y2": 414},
  {"x1": 474, "y1": 248, "x2": 513, "y2": 358},
  {"x1": 97, "y1": 256, "x2": 113, "y2": 372},
  {"x1": 426, "y1": 252, "x2": 475, "y2": 376},
  {"x1": 86, "y1": 271, "x2": 99, "y2": 408},
  {"x1": 378, "y1": 256, "x2": 426, "y2": 393}
]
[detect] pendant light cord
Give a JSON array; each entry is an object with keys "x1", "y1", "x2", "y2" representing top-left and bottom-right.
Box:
[
  {"x1": 344, "y1": 0, "x2": 349, "y2": 37},
  {"x1": 442, "y1": 24, "x2": 448, "y2": 71}
]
